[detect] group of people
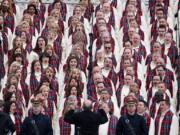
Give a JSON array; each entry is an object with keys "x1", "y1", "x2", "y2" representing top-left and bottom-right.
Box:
[{"x1": 0, "y1": 0, "x2": 179, "y2": 134}]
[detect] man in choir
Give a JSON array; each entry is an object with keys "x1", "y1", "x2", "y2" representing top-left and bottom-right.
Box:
[
  {"x1": 137, "y1": 100, "x2": 155, "y2": 135},
  {"x1": 88, "y1": 72, "x2": 113, "y2": 101},
  {"x1": 99, "y1": 102, "x2": 118, "y2": 135},
  {"x1": 103, "y1": 41, "x2": 117, "y2": 67},
  {"x1": 147, "y1": 75, "x2": 161, "y2": 104},
  {"x1": 152, "y1": 25, "x2": 166, "y2": 44},
  {"x1": 155, "y1": 99, "x2": 179, "y2": 135},
  {"x1": 102, "y1": 57, "x2": 118, "y2": 86},
  {"x1": 116, "y1": 74, "x2": 134, "y2": 108},
  {"x1": 155, "y1": 65, "x2": 175, "y2": 97},
  {"x1": 131, "y1": 33, "x2": 147, "y2": 60},
  {"x1": 102, "y1": 2, "x2": 118, "y2": 30},
  {"x1": 149, "y1": 90, "x2": 164, "y2": 119},
  {"x1": 162, "y1": 32, "x2": 178, "y2": 68},
  {"x1": 93, "y1": 89, "x2": 119, "y2": 117}
]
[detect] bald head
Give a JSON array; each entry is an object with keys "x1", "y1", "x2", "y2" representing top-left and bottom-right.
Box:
[{"x1": 83, "y1": 100, "x2": 92, "y2": 111}]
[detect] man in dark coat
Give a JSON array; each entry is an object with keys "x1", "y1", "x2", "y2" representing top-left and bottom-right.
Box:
[
  {"x1": 0, "y1": 100, "x2": 15, "y2": 135},
  {"x1": 64, "y1": 99, "x2": 108, "y2": 135},
  {"x1": 116, "y1": 96, "x2": 148, "y2": 135},
  {"x1": 20, "y1": 97, "x2": 53, "y2": 135}
]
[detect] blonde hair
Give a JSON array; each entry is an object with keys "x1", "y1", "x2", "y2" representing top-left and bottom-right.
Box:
[
  {"x1": 39, "y1": 84, "x2": 49, "y2": 93},
  {"x1": 9, "y1": 61, "x2": 21, "y2": 74},
  {"x1": 19, "y1": 20, "x2": 30, "y2": 32},
  {"x1": 22, "y1": 13, "x2": 33, "y2": 26},
  {"x1": 50, "y1": 9, "x2": 62, "y2": 20},
  {"x1": 44, "y1": 44, "x2": 58, "y2": 58},
  {"x1": 72, "y1": 31, "x2": 87, "y2": 45}
]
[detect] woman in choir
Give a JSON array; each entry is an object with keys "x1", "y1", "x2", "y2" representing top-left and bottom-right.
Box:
[
  {"x1": 20, "y1": 13, "x2": 36, "y2": 37},
  {"x1": 39, "y1": 84, "x2": 57, "y2": 122},
  {"x1": 63, "y1": 54, "x2": 80, "y2": 83},
  {"x1": 46, "y1": 27, "x2": 64, "y2": 59},
  {"x1": 2, "y1": 75, "x2": 25, "y2": 108},
  {"x1": 40, "y1": 53, "x2": 50, "y2": 70},
  {"x1": 44, "y1": 66, "x2": 59, "y2": 95},
  {"x1": 3, "y1": 90, "x2": 25, "y2": 121},
  {"x1": 68, "y1": 5, "x2": 90, "y2": 33},
  {"x1": 44, "y1": 45, "x2": 60, "y2": 71},
  {"x1": 59, "y1": 84, "x2": 83, "y2": 117},
  {"x1": 48, "y1": 0, "x2": 67, "y2": 21},
  {"x1": 29, "y1": 0, "x2": 46, "y2": 27},
  {"x1": 0, "y1": 0, "x2": 15, "y2": 33},
  {"x1": 79, "y1": 0, "x2": 94, "y2": 22},
  {"x1": 65, "y1": 15, "x2": 80, "y2": 39},
  {"x1": 8, "y1": 53, "x2": 28, "y2": 80},
  {"x1": 14, "y1": 68, "x2": 29, "y2": 107},
  {"x1": 49, "y1": 9, "x2": 65, "y2": 34},
  {"x1": 0, "y1": 14, "x2": 9, "y2": 53},
  {"x1": 71, "y1": 43, "x2": 88, "y2": 74},
  {"x1": 70, "y1": 22, "x2": 88, "y2": 49},
  {"x1": 28, "y1": 60, "x2": 43, "y2": 95},
  {"x1": 24, "y1": 4, "x2": 41, "y2": 34},
  {"x1": 8, "y1": 38, "x2": 27, "y2": 61},
  {"x1": 4, "y1": 101, "x2": 22, "y2": 135},
  {"x1": 32, "y1": 36, "x2": 47, "y2": 57}
]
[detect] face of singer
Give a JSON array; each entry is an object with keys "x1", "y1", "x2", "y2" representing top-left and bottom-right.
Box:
[
  {"x1": 123, "y1": 49, "x2": 132, "y2": 59},
  {"x1": 10, "y1": 103, "x2": 16, "y2": 114},
  {"x1": 124, "y1": 75, "x2": 133, "y2": 85},
  {"x1": 70, "y1": 87, "x2": 78, "y2": 96},
  {"x1": 160, "y1": 101, "x2": 169, "y2": 113},
  {"x1": 100, "y1": 91, "x2": 109, "y2": 101},
  {"x1": 69, "y1": 58, "x2": 78, "y2": 69},
  {"x1": 74, "y1": 7, "x2": 82, "y2": 16},
  {"x1": 137, "y1": 102, "x2": 146, "y2": 114},
  {"x1": 96, "y1": 11, "x2": 104, "y2": 20}
]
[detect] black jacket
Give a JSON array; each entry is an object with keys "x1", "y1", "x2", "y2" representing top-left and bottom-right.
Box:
[
  {"x1": 0, "y1": 111, "x2": 15, "y2": 135},
  {"x1": 64, "y1": 109, "x2": 108, "y2": 135},
  {"x1": 20, "y1": 113, "x2": 53, "y2": 135},
  {"x1": 116, "y1": 114, "x2": 148, "y2": 135}
]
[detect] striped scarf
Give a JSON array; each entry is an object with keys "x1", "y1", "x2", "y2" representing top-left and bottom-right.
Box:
[
  {"x1": 44, "y1": 100, "x2": 54, "y2": 121},
  {"x1": 4, "y1": 14, "x2": 15, "y2": 33},
  {"x1": 108, "y1": 8, "x2": 115, "y2": 29},
  {"x1": 143, "y1": 113, "x2": 151, "y2": 131},
  {"x1": 30, "y1": 73, "x2": 41, "y2": 95},
  {"x1": 14, "y1": 113, "x2": 22, "y2": 135},
  {"x1": 59, "y1": 117, "x2": 71, "y2": 135},
  {"x1": 108, "y1": 115, "x2": 118, "y2": 135},
  {"x1": 108, "y1": 69, "x2": 118, "y2": 86},
  {"x1": 155, "y1": 110, "x2": 173, "y2": 135}
]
